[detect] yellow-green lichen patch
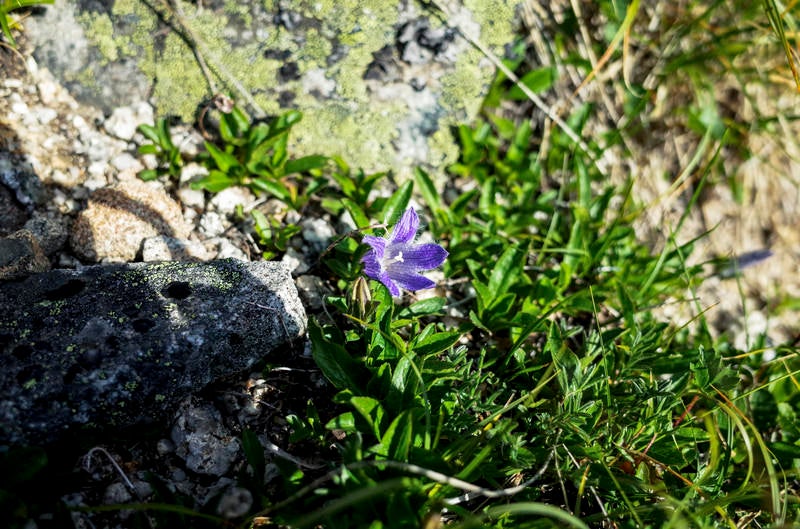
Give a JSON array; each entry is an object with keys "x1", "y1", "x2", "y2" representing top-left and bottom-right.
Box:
[
  {"x1": 298, "y1": 28, "x2": 333, "y2": 69},
  {"x1": 291, "y1": 103, "x2": 402, "y2": 173},
  {"x1": 462, "y1": 0, "x2": 520, "y2": 49},
  {"x1": 77, "y1": 12, "x2": 118, "y2": 63}
]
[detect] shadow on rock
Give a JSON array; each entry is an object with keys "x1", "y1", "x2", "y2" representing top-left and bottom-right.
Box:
[{"x1": 0, "y1": 259, "x2": 307, "y2": 448}]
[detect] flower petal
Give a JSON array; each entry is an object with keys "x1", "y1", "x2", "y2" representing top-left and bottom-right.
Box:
[
  {"x1": 390, "y1": 207, "x2": 419, "y2": 244},
  {"x1": 362, "y1": 235, "x2": 386, "y2": 259},
  {"x1": 394, "y1": 243, "x2": 448, "y2": 271},
  {"x1": 362, "y1": 250, "x2": 383, "y2": 281},
  {"x1": 388, "y1": 269, "x2": 437, "y2": 292},
  {"x1": 377, "y1": 271, "x2": 401, "y2": 296}
]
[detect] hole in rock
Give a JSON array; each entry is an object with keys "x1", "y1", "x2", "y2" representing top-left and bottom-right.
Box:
[
  {"x1": 161, "y1": 281, "x2": 192, "y2": 300},
  {"x1": 12, "y1": 344, "x2": 33, "y2": 360},
  {"x1": 16, "y1": 364, "x2": 39, "y2": 385},
  {"x1": 45, "y1": 279, "x2": 86, "y2": 301},
  {"x1": 132, "y1": 318, "x2": 156, "y2": 333}
]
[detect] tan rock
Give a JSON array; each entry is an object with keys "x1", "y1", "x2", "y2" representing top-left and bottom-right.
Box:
[{"x1": 71, "y1": 179, "x2": 190, "y2": 262}]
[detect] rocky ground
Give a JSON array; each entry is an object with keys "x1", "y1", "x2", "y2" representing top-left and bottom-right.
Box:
[{"x1": 0, "y1": 50, "x2": 346, "y2": 528}]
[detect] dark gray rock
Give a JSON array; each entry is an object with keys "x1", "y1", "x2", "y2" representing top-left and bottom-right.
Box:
[
  {"x1": 0, "y1": 259, "x2": 306, "y2": 446},
  {"x1": 0, "y1": 229, "x2": 50, "y2": 280}
]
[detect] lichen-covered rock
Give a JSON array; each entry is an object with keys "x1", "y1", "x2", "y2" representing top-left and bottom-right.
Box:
[
  {"x1": 23, "y1": 0, "x2": 523, "y2": 177},
  {"x1": 70, "y1": 177, "x2": 191, "y2": 262},
  {"x1": 0, "y1": 259, "x2": 307, "y2": 446}
]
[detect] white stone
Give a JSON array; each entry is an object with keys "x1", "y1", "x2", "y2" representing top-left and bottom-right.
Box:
[
  {"x1": 210, "y1": 186, "x2": 254, "y2": 215},
  {"x1": 199, "y1": 211, "x2": 227, "y2": 237}
]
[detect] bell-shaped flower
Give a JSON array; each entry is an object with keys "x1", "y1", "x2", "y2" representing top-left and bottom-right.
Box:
[{"x1": 361, "y1": 207, "x2": 447, "y2": 296}]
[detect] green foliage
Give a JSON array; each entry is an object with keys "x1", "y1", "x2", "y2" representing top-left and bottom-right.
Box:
[
  {"x1": 194, "y1": 107, "x2": 328, "y2": 208},
  {"x1": 112, "y1": 4, "x2": 800, "y2": 527},
  {"x1": 0, "y1": 0, "x2": 52, "y2": 48},
  {"x1": 137, "y1": 118, "x2": 184, "y2": 181}
]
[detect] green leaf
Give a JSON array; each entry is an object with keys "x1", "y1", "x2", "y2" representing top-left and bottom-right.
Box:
[
  {"x1": 381, "y1": 180, "x2": 414, "y2": 227},
  {"x1": 412, "y1": 331, "x2": 462, "y2": 356},
  {"x1": 251, "y1": 177, "x2": 292, "y2": 202},
  {"x1": 342, "y1": 198, "x2": 370, "y2": 229},
  {"x1": 350, "y1": 396, "x2": 385, "y2": 438},
  {"x1": 397, "y1": 297, "x2": 446, "y2": 318},
  {"x1": 414, "y1": 167, "x2": 442, "y2": 211},
  {"x1": 308, "y1": 319, "x2": 362, "y2": 390},
  {"x1": 240, "y1": 429, "x2": 266, "y2": 481},
  {"x1": 137, "y1": 169, "x2": 160, "y2": 181},
  {"x1": 488, "y1": 244, "x2": 526, "y2": 297},
  {"x1": 284, "y1": 155, "x2": 328, "y2": 174},
  {"x1": 137, "y1": 144, "x2": 159, "y2": 155},
  {"x1": 204, "y1": 141, "x2": 240, "y2": 173},
  {"x1": 325, "y1": 412, "x2": 356, "y2": 432},
  {"x1": 506, "y1": 67, "x2": 557, "y2": 99},
  {"x1": 137, "y1": 123, "x2": 161, "y2": 144},
  {"x1": 381, "y1": 410, "x2": 413, "y2": 461},
  {"x1": 191, "y1": 170, "x2": 236, "y2": 192}
]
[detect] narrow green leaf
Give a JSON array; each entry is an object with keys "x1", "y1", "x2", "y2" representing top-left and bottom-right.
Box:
[
  {"x1": 190, "y1": 170, "x2": 236, "y2": 192},
  {"x1": 414, "y1": 167, "x2": 442, "y2": 211},
  {"x1": 251, "y1": 177, "x2": 292, "y2": 201},
  {"x1": 412, "y1": 331, "x2": 462, "y2": 356},
  {"x1": 137, "y1": 123, "x2": 160, "y2": 144},
  {"x1": 350, "y1": 396, "x2": 385, "y2": 438},
  {"x1": 204, "y1": 141, "x2": 239, "y2": 173},
  {"x1": 341, "y1": 198, "x2": 370, "y2": 228},
  {"x1": 381, "y1": 410, "x2": 413, "y2": 461},
  {"x1": 381, "y1": 180, "x2": 413, "y2": 226},
  {"x1": 285, "y1": 155, "x2": 328, "y2": 174},
  {"x1": 506, "y1": 67, "x2": 557, "y2": 99},
  {"x1": 308, "y1": 319, "x2": 361, "y2": 390},
  {"x1": 240, "y1": 429, "x2": 265, "y2": 481},
  {"x1": 397, "y1": 297, "x2": 446, "y2": 318},
  {"x1": 137, "y1": 169, "x2": 160, "y2": 181},
  {"x1": 488, "y1": 244, "x2": 525, "y2": 298}
]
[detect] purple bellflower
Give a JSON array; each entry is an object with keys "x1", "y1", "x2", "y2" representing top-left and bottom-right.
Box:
[{"x1": 361, "y1": 207, "x2": 448, "y2": 296}]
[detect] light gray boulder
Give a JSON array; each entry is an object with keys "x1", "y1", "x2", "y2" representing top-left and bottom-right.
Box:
[{"x1": 0, "y1": 259, "x2": 306, "y2": 446}]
